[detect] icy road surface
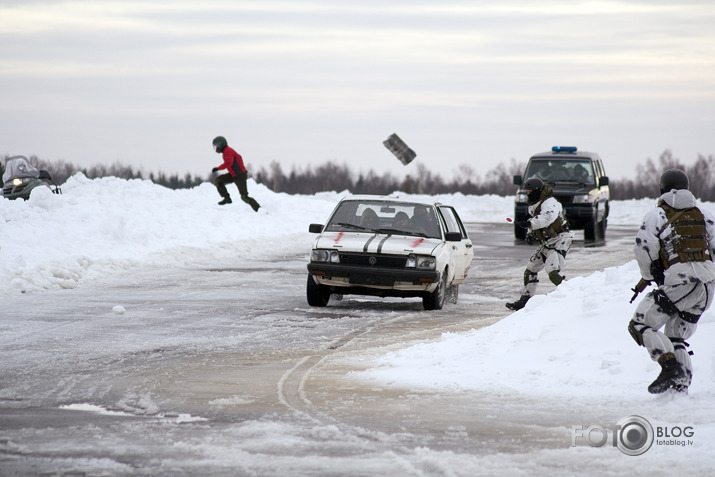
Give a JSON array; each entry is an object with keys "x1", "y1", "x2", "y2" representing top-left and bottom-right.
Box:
[{"x1": 0, "y1": 223, "x2": 704, "y2": 476}]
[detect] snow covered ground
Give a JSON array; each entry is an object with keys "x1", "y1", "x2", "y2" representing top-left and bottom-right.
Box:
[{"x1": 2, "y1": 175, "x2": 714, "y2": 471}]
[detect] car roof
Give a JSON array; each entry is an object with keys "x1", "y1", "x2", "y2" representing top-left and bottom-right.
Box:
[
  {"x1": 529, "y1": 150, "x2": 601, "y2": 161},
  {"x1": 338, "y1": 194, "x2": 439, "y2": 207}
]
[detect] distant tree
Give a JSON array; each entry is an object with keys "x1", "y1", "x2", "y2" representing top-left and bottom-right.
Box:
[{"x1": 5, "y1": 150, "x2": 714, "y2": 199}]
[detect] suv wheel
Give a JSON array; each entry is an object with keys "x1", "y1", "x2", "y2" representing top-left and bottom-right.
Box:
[{"x1": 584, "y1": 213, "x2": 598, "y2": 242}]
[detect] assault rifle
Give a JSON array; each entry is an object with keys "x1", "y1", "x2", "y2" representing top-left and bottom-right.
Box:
[{"x1": 630, "y1": 278, "x2": 652, "y2": 303}]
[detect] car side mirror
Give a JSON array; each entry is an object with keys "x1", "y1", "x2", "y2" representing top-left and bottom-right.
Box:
[
  {"x1": 38, "y1": 170, "x2": 52, "y2": 180},
  {"x1": 513, "y1": 175, "x2": 523, "y2": 186},
  {"x1": 599, "y1": 176, "x2": 609, "y2": 187},
  {"x1": 445, "y1": 232, "x2": 462, "y2": 242},
  {"x1": 309, "y1": 223, "x2": 324, "y2": 233}
]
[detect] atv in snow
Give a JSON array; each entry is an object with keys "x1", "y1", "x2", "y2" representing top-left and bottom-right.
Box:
[{"x1": 2, "y1": 155, "x2": 62, "y2": 200}]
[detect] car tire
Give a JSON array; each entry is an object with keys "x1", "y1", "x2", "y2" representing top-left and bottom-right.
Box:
[
  {"x1": 514, "y1": 222, "x2": 526, "y2": 241},
  {"x1": 423, "y1": 271, "x2": 446, "y2": 310},
  {"x1": 306, "y1": 275, "x2": 330, "y2": 307}
]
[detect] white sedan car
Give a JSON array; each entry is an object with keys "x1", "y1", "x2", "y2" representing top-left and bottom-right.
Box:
[{"x1": 306, "y1": 195, "x2": 474, "y2": 310}]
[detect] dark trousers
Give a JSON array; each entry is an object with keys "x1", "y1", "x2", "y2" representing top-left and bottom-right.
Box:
[{"x1": 214, "y1": 172, "x2": 260, "y2": 210}]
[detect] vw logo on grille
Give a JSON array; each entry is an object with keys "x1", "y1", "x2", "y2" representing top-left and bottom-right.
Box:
[{"x1": 368, "y1": 256, "x2": 377, "y2": 265}]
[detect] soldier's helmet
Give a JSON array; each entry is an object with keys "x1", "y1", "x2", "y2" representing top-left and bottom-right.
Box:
[
  {"x1": 523, "y1": 177, "x2": 544, "y2": 204},
  {"x1": 659, "y1": 169, "x2": 689, "y2": 194}
]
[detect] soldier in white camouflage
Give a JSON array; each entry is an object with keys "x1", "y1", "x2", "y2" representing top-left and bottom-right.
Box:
[
  {"x1": 506, "y1": 178, "x2": 574, "y2": 311},
  {"x1": 629, "y1": 169, "x2": 715, "y2": 394}
]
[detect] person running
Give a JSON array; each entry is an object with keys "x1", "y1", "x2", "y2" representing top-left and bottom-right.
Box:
[{"x1": 211, "y1": 136, "x2": 260, "y2": 211}]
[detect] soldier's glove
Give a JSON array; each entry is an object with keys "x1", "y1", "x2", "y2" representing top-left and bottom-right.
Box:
[
  {"x1": 630, "y1": 278, "x2": 652, "y2": 303},
  {"x1": 650, "y1": 261, "x2": 665, "y2": 286},
  {"x1": 212, "y1": 167, "x2": 219, "y2": 173}
]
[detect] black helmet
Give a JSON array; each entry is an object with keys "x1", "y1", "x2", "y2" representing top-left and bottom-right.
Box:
[
  {"x1": 523, "y1": 177, "x2": 544, "y2": 204},
  {"x1": 212, "y1": 136, "x2": 227, "y2": 153},
  {"x1": 659, "y1": 169, "x2": 689, "y2": 194}
]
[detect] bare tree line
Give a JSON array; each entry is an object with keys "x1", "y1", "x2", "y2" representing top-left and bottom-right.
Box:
[
  {"x1": 3, "y1": 150, "x2": 715, "y2": 200},
  {"x1": 252, "y1": 158, "x2": 526, "y2": 196}
]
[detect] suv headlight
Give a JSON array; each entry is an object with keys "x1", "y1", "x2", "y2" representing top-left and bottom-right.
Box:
[
  {"x1": 572, "y1": 194, "x2": 592, "y2": 204},
  {"x1": 311, "y1": 249, "x2": 340, "y2": 263},
  {"x1": 516, "y1": 192, "x2": 528, "y2": 203},
  {"x1": 406, "y1": 254, "x2": 436, "y2": 269}
]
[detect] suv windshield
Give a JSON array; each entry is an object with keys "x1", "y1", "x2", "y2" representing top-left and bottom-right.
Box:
[
  {"x1": 325, "y1": 200, "x2": 441, "y2": 239},
  {"x1": 524, "y1": 160, "x2": 595, "y2": 185}
]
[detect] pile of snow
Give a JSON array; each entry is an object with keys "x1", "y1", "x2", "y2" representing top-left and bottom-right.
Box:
[
  {"x1": 355, "y1": 259, "x2": 715, "y2": 398},
  {"x1": 0, "y1": 174, "x2": 340, "y2": 294},
  {"x1": 0, "y1": 174, "x2": 655, "y2": 295}
]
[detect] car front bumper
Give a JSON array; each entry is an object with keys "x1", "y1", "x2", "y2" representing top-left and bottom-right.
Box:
[{"x1": 307, "y1": 262, "x2": 440, "y2": 293}]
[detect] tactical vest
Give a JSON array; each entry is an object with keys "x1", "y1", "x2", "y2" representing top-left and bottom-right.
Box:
[
  {"x1": 656, "y1": 203, "x2": 710, "y2": 269},
  {"x1": 531, "y1": 200, "x2": 569, "y2": 242}
]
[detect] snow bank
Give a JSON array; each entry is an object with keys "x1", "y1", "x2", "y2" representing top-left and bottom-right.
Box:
[
  {"x1": 355, "y1": 260, "x2": 715, "y2": 399},
  {"x1": 0, "y1": 176, "x2": 661, "y2": 295}
]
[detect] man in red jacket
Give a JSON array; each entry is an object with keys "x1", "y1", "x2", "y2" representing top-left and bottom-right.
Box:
[{"x1": 211, "y1": 136, "x2": 260, "y2": 211}]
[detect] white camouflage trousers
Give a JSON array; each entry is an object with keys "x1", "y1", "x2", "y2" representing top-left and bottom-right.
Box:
[
  {"x1": 631, "y1": 280, "x2": 714, "y2": 379},
  {"x1": 520, "y1": 233, "x2": 573, "y2": 297}
]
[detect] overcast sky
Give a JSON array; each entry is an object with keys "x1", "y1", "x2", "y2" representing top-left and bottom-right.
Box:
[{"x1": 2, "y1": 0, "x2": 714, "y2": 181}]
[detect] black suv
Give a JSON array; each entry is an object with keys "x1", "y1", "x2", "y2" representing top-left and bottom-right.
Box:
[{"x1": 513, "y1": 146, "x2": 609, "y2": 242}]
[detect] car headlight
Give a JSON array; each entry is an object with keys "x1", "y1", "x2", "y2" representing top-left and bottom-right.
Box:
[
  {"x1": 406, "y1": 254, "x2": 436, "y2": 269},
  {"x1": 311, "y1": 249, "x2": 340, "y2": 263},
  {"x1": 12, "y1": 178, "x2": 26, "y2": 186},
  {"x1": 516, "y1": 192, "x2": 528, "y2": 203},
  {"x1": 572, "y1": 194, "x2": 592, "y2": 204}
]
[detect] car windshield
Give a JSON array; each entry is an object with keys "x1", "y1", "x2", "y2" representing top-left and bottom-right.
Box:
[
  {"x1": 3, "y1": 156, "x2": 40, "y2": 183},
  {"x1": 524, "y1": 160, "x2": 595, "y2": 185},
  {"x1": 325, "y1": 200, "x2": 442, "y2": 239}
]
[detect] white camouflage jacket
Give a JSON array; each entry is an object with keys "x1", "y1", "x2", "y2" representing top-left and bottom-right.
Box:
[
  {"x1": 527, "y1": 192, "x2": 571, "y2": 247},
  {"x1": 634, "y1": 189, "x2": 715, "y2": 284}
]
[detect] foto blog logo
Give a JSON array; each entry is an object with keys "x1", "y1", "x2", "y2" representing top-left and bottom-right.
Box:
[{"x1": 571, "y1": 415, "x2": 654, "y2": 456}]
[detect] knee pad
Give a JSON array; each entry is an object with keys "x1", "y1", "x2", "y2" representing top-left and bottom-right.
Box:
[
  {"x1": 548, "y1": 270, "x2": 564, "y2": 286},
  {"x1": 628, "y1": 320, "x2": 648, "y2": 347},
  {"x1": 523, "y1": 270, "x2": 539, "y2": 286}
]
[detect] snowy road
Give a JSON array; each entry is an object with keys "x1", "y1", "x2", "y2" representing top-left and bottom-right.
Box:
[{"x1": 0, "y1": 222, "x2": 659, "y2": 476}]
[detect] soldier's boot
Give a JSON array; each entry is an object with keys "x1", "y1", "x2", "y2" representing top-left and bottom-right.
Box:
[
  {"x1": 218, "y1": 196, "x2": 232, "y2": 205},
  {"x1": 648, "y1": 352, "x2": 685, "y2": 394},
  {"x1": 506, "y1": 295, "x2": 531, "y2": 311}
]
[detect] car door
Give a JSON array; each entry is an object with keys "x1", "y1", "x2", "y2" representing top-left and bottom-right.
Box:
[{"x1": 438, "y1": 206, "x2": 474, "y2": 283}]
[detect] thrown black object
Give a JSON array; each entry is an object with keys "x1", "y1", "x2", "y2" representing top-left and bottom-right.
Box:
[{"x1": 383, "y1": 133, "x2": 416, "y2": 165}]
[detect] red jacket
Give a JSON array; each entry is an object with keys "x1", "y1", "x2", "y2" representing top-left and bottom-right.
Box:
[{"x1": 217, "y1": 146, "x2": 247, "y2": 177}]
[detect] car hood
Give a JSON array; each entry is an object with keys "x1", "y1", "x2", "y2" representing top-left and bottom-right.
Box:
[
  {"x1": 550, "y1": 182, "x2": 595, "y2": 195},
  {"x1": 315, "y1": 232, "x2": 441, "y2": 255}
]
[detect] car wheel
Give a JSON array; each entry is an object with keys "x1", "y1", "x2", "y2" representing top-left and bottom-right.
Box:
[
  {"x1": 306, "y1": 275, "x2": 330, "y2": 307},
  {"x1": 514, "y1": 222, "x2": 526, "y2": 240},
  {"x1": 423, "y1": 271, "x2": 446, "y2": 310},
  {"x1": 446, "y1": 284, "x2": 459, "y2": 304}
]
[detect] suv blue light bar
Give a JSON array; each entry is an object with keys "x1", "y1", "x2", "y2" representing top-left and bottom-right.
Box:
[{"x1": 552, "y1": 146, "x2": 577, "y2": 153}]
